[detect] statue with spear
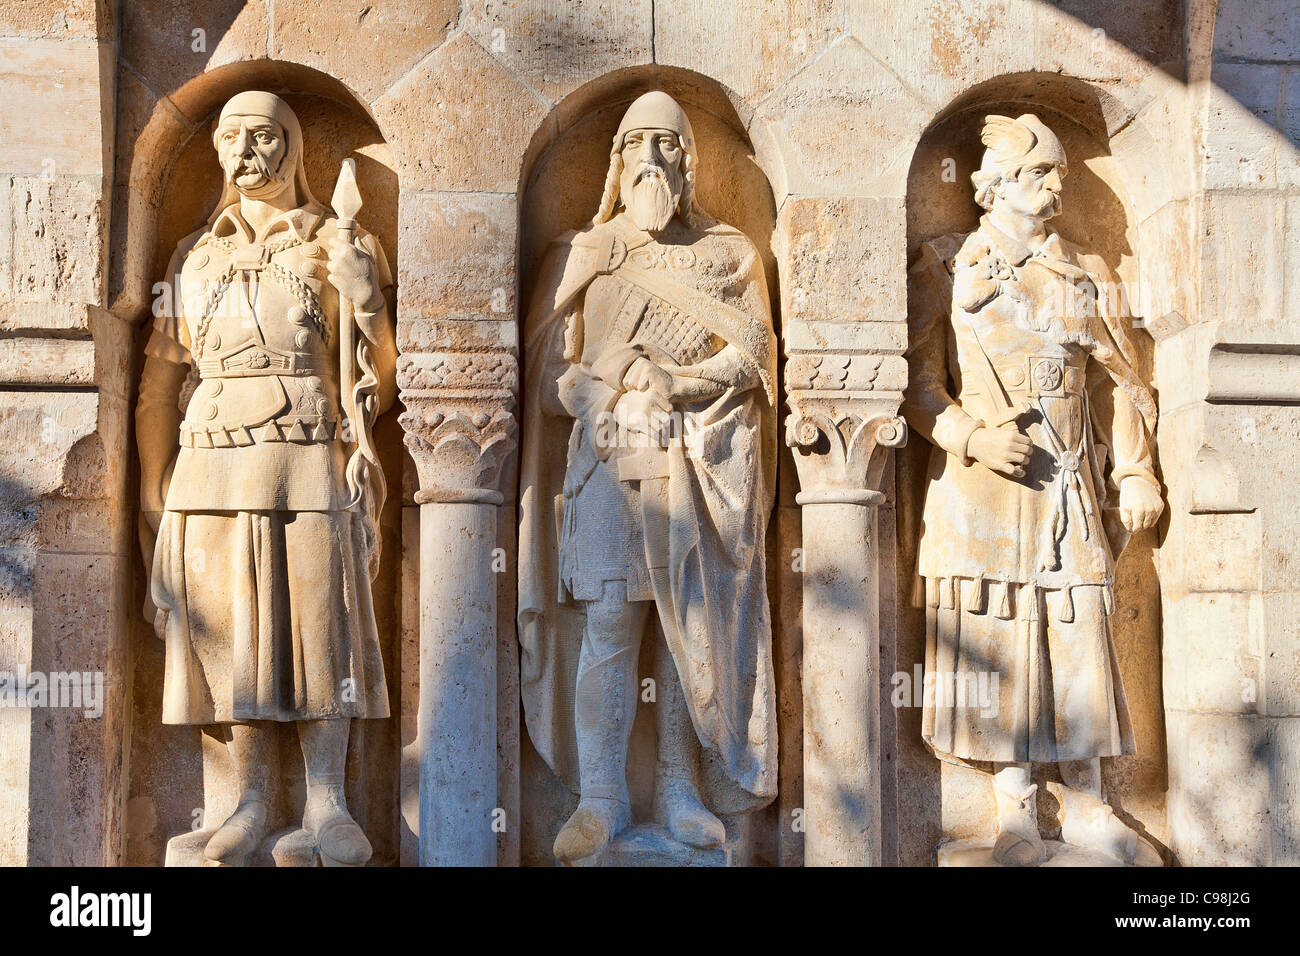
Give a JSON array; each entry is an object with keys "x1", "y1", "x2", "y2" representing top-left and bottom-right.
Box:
[{"x1": 137, "y1": 91, "x2": 397, "y2": 866}]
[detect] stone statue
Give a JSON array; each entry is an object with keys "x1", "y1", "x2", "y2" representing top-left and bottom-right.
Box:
[
  {"x1": 518, "y1": 91, "x2": 778, "y2": 865},
  {"x1": 136, "y1": 91, "x2": 397, "y2": 866},
  {"x1": 905, "y1": 114, "x2": 1165, "y2": 866}
]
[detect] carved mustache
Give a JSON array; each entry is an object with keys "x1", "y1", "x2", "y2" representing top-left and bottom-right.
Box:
[
  {"x1": 230, "y1": 151, "x2": 274, "y2": 182},
  {"x1": 634, "y1": 163, "x2": 668, "y2": 185}
]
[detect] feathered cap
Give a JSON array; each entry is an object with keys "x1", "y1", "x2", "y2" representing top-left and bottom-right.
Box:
[{"x1": 977, "y1": 113, "x2": 1067, "y2": 176}]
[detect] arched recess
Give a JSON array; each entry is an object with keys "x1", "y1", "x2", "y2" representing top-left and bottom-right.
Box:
[
  {"x1": 891, "y1": 71, "x2": 1180, "y2": 866},
  {"x1": 512, "y1": 66, "x2": 793, "y2": 866},
  {"x1": 111, "y1": 62, "x2": 408, "y2": 866}
]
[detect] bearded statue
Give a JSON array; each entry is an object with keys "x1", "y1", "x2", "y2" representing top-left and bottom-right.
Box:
[{"x1": 518, "y1": 91, "x2": 779, "y2": 865}]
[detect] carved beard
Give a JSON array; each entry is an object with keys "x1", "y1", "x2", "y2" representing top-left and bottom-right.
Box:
[{"x1": 624, "y1": 164, "x2": 681, "y2": 234}]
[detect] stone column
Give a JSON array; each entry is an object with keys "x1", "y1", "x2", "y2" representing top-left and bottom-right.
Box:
[
  {"x1": 400, "y1": 361, "x2": 516, "y2": 867},
  {"x1": 785, "y1": 326, "x2": 906, "y2": 867}
]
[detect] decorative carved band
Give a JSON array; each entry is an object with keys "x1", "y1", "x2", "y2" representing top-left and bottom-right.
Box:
[{"x1": 398, "y1": 348, "x2": 518, "y2": 505}]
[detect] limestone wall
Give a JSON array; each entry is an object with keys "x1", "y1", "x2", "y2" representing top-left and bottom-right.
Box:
[{"x1": 0, "y1": 0, "x2": 1294, "y2": 866}]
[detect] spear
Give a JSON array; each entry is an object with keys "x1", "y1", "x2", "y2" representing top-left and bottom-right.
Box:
[{"x1": 331, "y1": 158, "x2": 362, "y2": 467}]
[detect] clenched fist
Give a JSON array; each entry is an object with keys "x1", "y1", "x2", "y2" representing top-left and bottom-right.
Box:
[
  {"x1": 623, "y1": 355, "x2": 674, "y2": 399},
  {"x1": 1119, "y1": 476, "x2": 1163, "y2": 532},
  {"x1": 327, "y1": 236, "x2": 383, "y2": 312},
  {"x1": 969, "y1": 421, "x2": 1032, "y2": 478}
]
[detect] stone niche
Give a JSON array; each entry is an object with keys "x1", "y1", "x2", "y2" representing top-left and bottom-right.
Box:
[
  {"x1": 892, "y1": 73, "x2": 1169, "y2": 865},
  {"x1": 118, "y1": 64, "x2": 409, "y2": 866},
  {"x1": 516, "y1": 66, "x2": 793, "y2": 867}
]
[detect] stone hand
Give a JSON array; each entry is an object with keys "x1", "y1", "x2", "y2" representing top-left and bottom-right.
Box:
[
  {"x1": 327, "y1": 236, "x2": 382, "y2": 310},
  {"x1": 613, "y1": 387, "x2": 673, "y2": 446},
  {"x1": 968, "y1": 421, "x2": 1032, "y2": 478},
  {"x1": 623, "y1": 355, "x2": 674, "y2": 400},
  {"x1": 1119, "y1": 476, "x2": 1163, "y2": 532}
]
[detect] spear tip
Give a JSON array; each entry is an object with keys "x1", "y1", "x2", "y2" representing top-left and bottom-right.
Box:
[{"x1": 331, "y1": 158, "x2": 362, "y2": 221}]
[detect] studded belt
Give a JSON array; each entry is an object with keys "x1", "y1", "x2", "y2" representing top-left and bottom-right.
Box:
[{"x1": 998, "y1": 356, "x2": 1085, "y2": 398}]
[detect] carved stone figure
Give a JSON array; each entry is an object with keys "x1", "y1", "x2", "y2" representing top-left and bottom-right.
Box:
[
  {"x1": 905, "y1": 114, "x2": 1165, "y2": 866},
  {"x1": 136, "y1": 91, "x2": 397, "y2": 866},
  {"x1": 519, "y1": 91, "x2": 778, "y2": 865}
]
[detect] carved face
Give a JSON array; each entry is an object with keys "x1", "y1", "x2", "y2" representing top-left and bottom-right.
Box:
[
  {"x1": 215, "y1": 115, "x2": 292, "y2": 199},
  {"x1": 994, "y1": 159, "x2": 1066, "y2": 221},
  {"x1": 618, "y1": 127, "x2": 685, "y2": 233}
]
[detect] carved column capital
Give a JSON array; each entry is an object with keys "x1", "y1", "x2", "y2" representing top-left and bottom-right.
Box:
[
  {"x1": 397, "y1": 349, "x2": 518, "y2": 506},
  {"x1": 785, "y1": 379, "x2": 907, "y2": 506}
]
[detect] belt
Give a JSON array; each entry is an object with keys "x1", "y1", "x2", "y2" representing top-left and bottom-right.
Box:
[
  {"x1": 198, "y1": 345, "x2": 323, "y2": 378},
  {"x1": 996, "y1": 357, "x2": 1085, "y2": 398}
]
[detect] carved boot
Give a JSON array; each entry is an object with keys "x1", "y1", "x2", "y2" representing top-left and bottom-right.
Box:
[
  {"x1": 652, "y1": 631, "x2": 724, "y2": 849},
  {"x1": 304, "y1": 785, "x2": 372, "y2": 868},
  {"x1": 204, "y1": 794, "x2": 269, "y2": 866},
  {"x1": 559, "y1": 588, "x2": 641, "y2": 865},
  {"x1": 1057, "y1": 786, "x2": 1161, "y2": 866},
  {"x1": 553, "y1": 797, "x2": 632, "y2": 865},
  {"x1": 991, "y1": 770, "x2": 1047, "y2": 866},
  {"x1": 655, "y1": 776, "x2": 725, "y2": 849}
]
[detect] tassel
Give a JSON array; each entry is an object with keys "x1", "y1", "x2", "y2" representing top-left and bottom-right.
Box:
[
  {"x1": 233, "y1": 426, "x2": 255, "y2": 447},
  {"x1": 967, "y1": 575, "x2": 987, "y2": 614},
  {"x1": 926, "y1": 577, "x2": 940, "y2": 609},
  {"x1": 994, "y1": 581, "x2": 1013, "y2": 620},
  {"x1": 941, "y1": 577, "x2": 956, "y2": 609},
  {"x1": 194, "y1": 429, "x2": 213, "y2": 449},
  {"x1": 261, "y1": 422, "x2": 284, "y2": 442},
  {"x1": 311, "y1": 420, "x2": 332, "y2": 441},
  {"x1": 1103, "y1": 584, "x2": 1115, "y2": 615},
  {"x1": 1056, "y1": 585, "x2": 1075, "y2": 623},
  {"x1": 286, "y1": 420, "x2": 309, "y2": 442},
  {"x1": 210, "y1": 427, "x2": 234, "y2": 448},
  {"x1": 911, "y1": 575, "x2": 926, "y2": 609}
]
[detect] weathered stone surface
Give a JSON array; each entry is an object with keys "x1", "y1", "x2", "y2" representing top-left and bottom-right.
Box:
[
  {"x1": 655, "y1": 0, "x2": 843, "y2": 105},
  {"x1": 119, "y1": 0, "x2": 270, "y2": 110},
  {"x1": 0, "y1": 0, "x2": 110, "y2": 39},
  {"x1": 373, "y1": 31, "x2": 547, "y2": 193},
  {"x1": 0, "y1": 39, "x2": 112, "y2": 178},
  {"x1": 461, "y1": 0, "x2": 653, "y2": 105},
  {"x1": 270, "y1": 0, "x2": 458, "y2": 104},
  {"x1": 0, "y1": 0, "x2": 1298, "y2": 875},
  {"x1": 7, "y1": 177, "x2": 106, "y2": 305},
  {"x1": 775, "y1": 196, "x2": 907, "y2": 324},
  {"x1": 396, "y1": 191, "x2": 517, "y2": 321},
  {"x1": 756, "y1": 37, "x2": 924, "y2": 197}
]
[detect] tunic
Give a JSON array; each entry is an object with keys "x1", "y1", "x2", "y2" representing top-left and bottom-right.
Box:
[
  {"x1": 904, "y1": 216, "x2": 1159, "y2": 763},
  {"x1": 145, "y1": 201, "x2": 391, "y2": 725}
]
